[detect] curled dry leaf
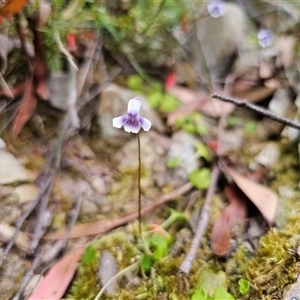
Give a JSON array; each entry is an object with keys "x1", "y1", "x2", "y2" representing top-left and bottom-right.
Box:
[
  {"x1": 0, "y1": 0, "x2": 27, "y2": 18},
  {"x1": 210, "y1": 184, "x2": 248, "y2": 256},
  {"x1": 27, "y1": 247, "x2": 84, "y2": 300},
  {"x1": 226, "y1": 167, "x2": 278, "y2": 226}
]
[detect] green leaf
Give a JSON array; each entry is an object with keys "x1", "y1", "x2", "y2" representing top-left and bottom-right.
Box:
[
  {"x1": 244, "y1": 121, "x2": 257, "y2": 134},
  {"x1": 82, "y1": 244, "x2": 97, "y2": 265},
  {"x1": 189, "y1": 168, "x2": 211, "y2": 190},
  {"x1": 148, "y1": 91, "x2": 163, "y2": 109},
  {"x1": 166, "y1": 157, "x2": 181, "y2": 168},
  {"x1": 191, "y1": 288, "x2": 207, "y2": 300},
  {"x1": 238, "y1": 279, "x2": 250, "y2": 295},
  {"x1": 159, "y1": 94, "x2": 180, "y2": 113},
  {"x1": 227, "y1": 116, "x2": 241, "y2": 127},
  {"x1": 194, "y1": 141, "x2": 212, "y2": 162},
  {"x1": 196, "y1": 124, "x2": 208, "y2": 135},
  {"x1": 148, "y1": 233, "x2": 169, "y2": 261},
  {"x1": 182, "y1": 122, "x2": 196, "y2": 134},
  {"x1": 127, "y1": 75, "x2": 143, "y2": 91},
  {"x1": 213, "y1": 287, "x2": 235, "y2": 300},
  {"x1": 140, "y1": 254, "x2": 154, "y2": 272}
]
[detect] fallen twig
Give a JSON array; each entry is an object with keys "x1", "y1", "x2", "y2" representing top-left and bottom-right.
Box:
[
  {"x1": 28, "y1": 179, "x2": 55, "y2": 254},
  {"x1": 44, "y1": 182, "x2": 192, "y2": 239},
  {"x1": 40, "y1": 191, "x2": 82, "y2": 266},
  {"x1": 0, "y1": 172, "x2": 53, "y2": 269},
  {"x1": 12, "y1": 249, "x2": 43, "y2": 300},
  {"x1": 212, "y1": 93, "x2": 300, "y2": 131},
  {"x1": 178, "y1": 162, "x2": 221, "y2": 275}
]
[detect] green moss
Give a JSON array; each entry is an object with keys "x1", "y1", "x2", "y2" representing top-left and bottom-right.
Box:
[
  {"x1": 246, "y1": 216, "x2": 300, "y2": 299},
  {"x1": 66, "y1": 231, "x2": 138, "y2": 300}
]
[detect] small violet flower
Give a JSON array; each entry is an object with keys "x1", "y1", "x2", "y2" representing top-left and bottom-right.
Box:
[
  {"x1": 112, "y1": 97, "x2": 152, "y2": 134},
  {"x1": 257, "y1": 29, "x2": 273, "y2": 48},
  {"x1": 207, "y1": 0, "x2": 226, "y2": 18}
]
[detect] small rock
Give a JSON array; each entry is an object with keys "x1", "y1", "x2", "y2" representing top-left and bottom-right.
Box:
[
  {"x1": 14, "y1": 184, "x2": 40, "y2": 204},
  {"x1": 165, "y1": 130, "x2": 199, "y2": 187},
  {"x1": 115, "y1": 131, "x2": 167, "y2": 171},
  {"x1": 88, "y1": 175, "x2": 107, "y2": 195},
  {"x1": 98, "y1": 83, "x2": 165, "y2": 138},
  {"x1": 282, "y1": 93, "x2": 300, "y2": 141},
  {"x1": 254, "y1": 142, "x2": 280, "y2": 168},
  {"x1": 0, "y1": 138, "x2": 6, "y2": 149},
  {"x1": 0, "y1": 150, "x2": 31, "y2": 184},
  {"x1": 98, "y1": 250, "x2": 118, "y2": 295},
  {"x1": 257, "y1": 88, "x2": 295, "y2": 138},
  {"x1": 186, "y1": 2, "x2": 246, "y2": 80}
]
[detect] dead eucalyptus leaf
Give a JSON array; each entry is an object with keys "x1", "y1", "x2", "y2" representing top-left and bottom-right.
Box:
[
  {"x1": 226, "y1": 168, "x2": 278, "y2": 226},
  {"x1": 27, "y1": 247, "x2": 84, "y2": 300},
  {"x1": 11, "y1": 77, "x2": 37, "y2": 136}
]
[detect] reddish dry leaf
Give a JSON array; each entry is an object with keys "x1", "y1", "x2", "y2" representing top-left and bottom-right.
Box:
[
  {"x1": 29, "y1": 15, "x2": 49, "y2": 101},
  {"x1": 210, "y1": 211, "x2": 231, "y2": 256},
  {"x1": 0, "y1": 0, "x2": 27, "y2": 17},
  {"x1": 0, "y1": 78, "x2": 28, "y2": 98},
  {"x1": 11, "y1": 77, "x2": 37, "y2": 136},
  {"x1": 27, "y1": 247, "x2": 84, "y2": 300},
  {"x1": 226, "y1": 168, "x2": 278, "y2": 226},
  {"x1": 210, "y1": 184, "x2": 248, "y2": 256}
]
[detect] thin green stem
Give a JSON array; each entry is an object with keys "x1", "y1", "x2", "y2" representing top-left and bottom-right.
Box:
[{"x1": 137, "y1": 133, "x2": 142, "y2": 236}]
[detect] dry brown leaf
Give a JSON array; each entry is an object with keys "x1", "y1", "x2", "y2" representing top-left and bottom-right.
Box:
[
  {"x1": 11, "y1": 77, "x2": 37, "y2": 136},
  {"x1": 0, "y1": 0, "x2": 27, "y2": 17},
  {"x1": 27, "y1": 247, "x2": 84, "y2": 300},
  {"x1": 210, "y1": 210, "x2": 231, "y2": 256},
  {"x1": 226, "y1": 168, "x2": 278, "y2": 226},
  {"x1": 210, "y1": 184, "x2": 248, "y2": 256},
  {"x1": 167, "y1": 86, "x2": 234, "y2": 126}
]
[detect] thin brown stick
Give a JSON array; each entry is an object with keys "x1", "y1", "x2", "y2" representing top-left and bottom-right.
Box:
[
  {"x1": 40, "y1": 192, "x2": 82, "y2": 266},
  {"x1": 12, "y1": 249, "x2": 43, "y2": 300},
  {"x1": 212, "y1": 93, "x2": 300, "y2": 131},
  {"x1": 178, "y1": 162, "x2": 220, "y2": 275},
  {"x1": 0, "y1": 173, "x2": 53, "y2": 269},
  {"x1": 28, "y1": 176, "x2": 55, "y2": 254}
]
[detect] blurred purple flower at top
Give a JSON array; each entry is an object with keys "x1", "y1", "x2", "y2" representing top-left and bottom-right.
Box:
[
  {"x1": 257, "y1": 29, "x2": 273, "y2": 48},
  {"x1": 112, "y1": 97, "x2": 152, "y2": 134},
  {"x1": 207, "y1": 0, "x2": 226, "y2": 18}
]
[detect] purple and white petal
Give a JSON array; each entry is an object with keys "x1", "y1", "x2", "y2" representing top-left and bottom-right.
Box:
[
  {"x1": 127, "y1": 97, "x2": 142, "y2": 116},
  {"x1": 124, "y1": 121, "x2": 140, "y2": 133},
  {"x1": 139, "y1": 117, "x2": 152, "y2": 131},
  {"x1": 112, "y1": 116, "x2": 126, "y2": 128},
  {"x1": 257, "y1": 29, "x2": 272, "y2": 48},
  {"x1": 207, "y1": 0, "x2": 226, "y2": 18}
]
